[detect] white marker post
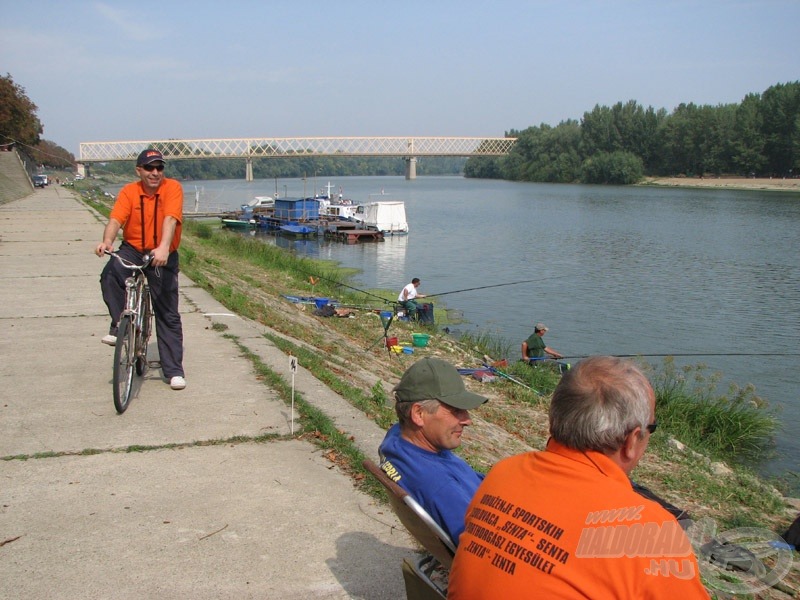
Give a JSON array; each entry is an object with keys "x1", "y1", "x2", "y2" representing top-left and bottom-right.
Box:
[{"x1": 290, "y1": 356, "x2": 298, "y2": 434}]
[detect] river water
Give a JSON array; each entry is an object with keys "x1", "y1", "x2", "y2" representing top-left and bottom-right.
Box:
[{"x1": 181, "y1": 175, "x2": 799, "y2": 486}]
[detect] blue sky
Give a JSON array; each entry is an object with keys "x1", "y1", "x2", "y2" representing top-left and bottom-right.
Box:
[{"x1": 2, "y1": 0, "x2": 798, "y2": 155}]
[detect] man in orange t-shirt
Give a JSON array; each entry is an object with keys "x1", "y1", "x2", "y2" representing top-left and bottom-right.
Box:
[
  {"x1": 448, "y1": 356, "x2": 709, "y2": 599},
  {"x1": 95, "y1": 148, "x2": 186, "y2": 390}
]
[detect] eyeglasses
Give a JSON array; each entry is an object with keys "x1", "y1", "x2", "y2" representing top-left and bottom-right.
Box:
[
  {"x1": 646, "y1": 420, "x2": 658, "y2": 434},
  {"x1": 140, "y1": 164, "x2": 164, "y2": 172}
]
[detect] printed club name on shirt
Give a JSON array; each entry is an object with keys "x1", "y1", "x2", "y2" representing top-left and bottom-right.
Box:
[{"x1": 462, "y1": 493, "x2": 570, "y2": 578}]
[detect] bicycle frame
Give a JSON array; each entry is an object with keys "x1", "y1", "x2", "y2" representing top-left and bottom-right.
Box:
[
  {"x1": 112, "y1": 252, "x2": 153, "y2": 343},
  {"x1": 124, "y1": 272, "x2": 147, "y2": 344}
]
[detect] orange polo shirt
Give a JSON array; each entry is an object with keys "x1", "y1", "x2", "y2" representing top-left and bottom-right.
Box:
[
  {"x1": 448, "y1": 440, "x2": 709, "y2": 599},
  {"x1": 110, "y1": 178, "x2": 183, "y2": 253}
]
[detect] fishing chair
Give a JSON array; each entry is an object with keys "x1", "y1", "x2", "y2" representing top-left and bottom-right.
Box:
[
  {"x1": 396, "y1": 299, "x2": 418, "y2": 321},
  {"x1": 362, "y1": 460, "x2": 456, "y2": 600}
]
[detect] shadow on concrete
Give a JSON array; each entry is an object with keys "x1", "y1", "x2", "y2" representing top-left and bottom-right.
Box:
[{"x1": 328, "y1": 530, "x2": 417, "y2": 600}]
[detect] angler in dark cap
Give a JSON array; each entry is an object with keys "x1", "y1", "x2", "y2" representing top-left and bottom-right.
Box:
[{"x1": 378, "y1": 357, "x2": 488, "y2": 544}]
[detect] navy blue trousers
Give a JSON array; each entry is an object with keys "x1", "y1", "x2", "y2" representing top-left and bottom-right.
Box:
[{"x1": 100, "y1": 242, "x2": 185, "y2": 378}]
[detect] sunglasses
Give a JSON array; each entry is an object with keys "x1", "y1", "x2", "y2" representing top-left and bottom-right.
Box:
[
  {"x1": 646, "y1": 420, "x2": 658, "y2": 434},
  {"x1": 140, "y1": 164, "x2": 164, "y2": 172}
]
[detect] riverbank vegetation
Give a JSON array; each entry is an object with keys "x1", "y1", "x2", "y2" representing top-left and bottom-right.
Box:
[
  {"x1": 184, "y1": 218, "x2": 795, "y2": 505},
  {"x1": 75, "y1": 184, "x2": 798, "y2": 595},
  {"x1": 79, "y1": 184, "x2": 796, "y2": 533},
  {"x1": 466, "y1": 80, "x2": 800, "y2": 184}
]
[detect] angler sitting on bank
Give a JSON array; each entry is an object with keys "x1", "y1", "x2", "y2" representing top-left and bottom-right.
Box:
[
  {"x1": 522, "y1": 322, "x2": 569, "y2": 373},
  {"x1": 398, "y1": 277, "x2": 426, "y2": 320},
  {"x1": 522, "y1": 322, "x2": 563, "y2": 361}
]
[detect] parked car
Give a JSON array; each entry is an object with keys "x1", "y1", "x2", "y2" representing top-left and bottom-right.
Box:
[{"x1": 32, "y1": 175, "x2": 47, "y2": 188}]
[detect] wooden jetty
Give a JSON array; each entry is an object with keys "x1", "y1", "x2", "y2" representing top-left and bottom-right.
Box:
[{"x1": 322, "y1": 222, "x2": 384, "y2": 243}]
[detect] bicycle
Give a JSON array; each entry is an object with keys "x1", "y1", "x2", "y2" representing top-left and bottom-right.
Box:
[{"x1": 105, "y1": 250, "x2": 154, "y2": 414}]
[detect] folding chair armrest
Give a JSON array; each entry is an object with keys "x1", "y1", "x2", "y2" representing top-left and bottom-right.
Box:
[
  {"x1": 402, "y1": 494, "x2": 457, "y2": 555},
  {"x1": 363, "y1": 459, "x2": 456, "y2": 568}
]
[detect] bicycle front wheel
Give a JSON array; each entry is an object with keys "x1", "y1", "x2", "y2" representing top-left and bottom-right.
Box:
[
  {"x1": 113, "y1": 315, "x2": 135, "y2": 414},
  {"x1": 135, "y1": 289, "x2": 153, "y2": 376}
]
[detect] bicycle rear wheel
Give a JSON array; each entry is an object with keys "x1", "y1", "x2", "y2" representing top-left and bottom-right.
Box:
[{"x1": 113, "y1": 315, "x2": 135, "y2": 414}]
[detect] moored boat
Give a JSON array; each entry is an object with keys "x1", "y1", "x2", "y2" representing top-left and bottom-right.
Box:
[
  {"x1": 241, "y1": 196, "x2": 275, "y2": 212},
  {"x1": 316, "y1": 186, "x2": 409, "y2": 235},
  {"x1": 317, "y1": 197, "x2": 359, "y2": 221},
  {"x1": 222, "y1": 218, "x2": 256, "y2": 230},
  {"x1": 353, "y1": 200, "x2": 409, "y2": 235},
  {"x1": 280, "y1": 224, "x2": 317, "y2": 236},
  {"x1": 274, "y1": 197, "x2": 319, "y2": 222}
]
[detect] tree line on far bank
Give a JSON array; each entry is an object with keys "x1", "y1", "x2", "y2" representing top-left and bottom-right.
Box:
[
  {"x1": 465, "y1": 81, "x2": 800, "y2": 185},
  {"x1": 4, "y1": 72, "x2": 799, "y2": 185}
]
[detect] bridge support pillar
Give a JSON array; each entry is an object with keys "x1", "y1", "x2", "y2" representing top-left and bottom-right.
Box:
[
  {"x1": 404, "y1": 157, "x2": 417, "y2": 180},
  {"x1": 245, "y1": 158, "x2": 253, "y2": 181},
  {"x1": 76, "y1": 163, "x2": 87, "y2": 177}
]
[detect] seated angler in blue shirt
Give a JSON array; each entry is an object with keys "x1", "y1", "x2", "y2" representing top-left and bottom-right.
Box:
[{"x1": 378, "y1": 357, "x2": 488, "y2": 545}]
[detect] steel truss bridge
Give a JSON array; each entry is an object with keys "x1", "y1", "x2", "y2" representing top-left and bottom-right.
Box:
[{"x1": 78, "y1": 136, "x2": 516, "y2": 180}]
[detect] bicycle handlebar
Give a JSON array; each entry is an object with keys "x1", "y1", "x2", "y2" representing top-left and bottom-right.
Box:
[{"x1": 104, "y1": 250, "x2": 153, "y2": 271}]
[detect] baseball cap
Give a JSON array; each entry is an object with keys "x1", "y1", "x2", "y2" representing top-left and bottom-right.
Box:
[
  {"x1": 535, "y1": 323, "x2": 548, "y2": 332},
  {"x1": 394, "y1": 357, "x2": 488, "y2": 410},
  {"x1": 136, "y1": 149, "x2": 165, "y2": 166}
]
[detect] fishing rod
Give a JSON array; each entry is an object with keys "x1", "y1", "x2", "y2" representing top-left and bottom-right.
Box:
[
  {"x1": 299, "y1": 267, "x2": 568, "y2": 305},
  {"x1": 295, "y1": 267, "x2": 395, "y2": 305},
  {"x1": 485, "y1": 365, "x2": 540, "y2": 394},
  {"x1": 558, "y1": 352, "x2": 800, "y2": 359},
  {"x1": 425, "y1": 278, "x2": 540, "y2": 299},
  {"x1": 300, "y1": 270, "x2": 541, "y2": 304},
  {"x1": 426, "y1": 271, "x2": 578, "y2": 299}
]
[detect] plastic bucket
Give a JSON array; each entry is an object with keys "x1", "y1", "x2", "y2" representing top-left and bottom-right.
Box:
[
  {"x1": 412, "y1": 333, "x2": 430, "y2": 348},
  {"x1": 314, "y1": 298, "x2": 329, "y2": 309},
  {"x1": 385, "y1": 336, "x2": 398, "y2": 348}
]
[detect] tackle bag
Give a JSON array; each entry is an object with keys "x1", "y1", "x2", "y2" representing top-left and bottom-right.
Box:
[{"x1": 418, "y1": 303, "x2": 435, "y2": 325}]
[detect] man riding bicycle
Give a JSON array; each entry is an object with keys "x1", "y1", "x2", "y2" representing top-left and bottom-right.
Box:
[{"x1": 94, "y1": 148, "x2": 186, "y2": 391}]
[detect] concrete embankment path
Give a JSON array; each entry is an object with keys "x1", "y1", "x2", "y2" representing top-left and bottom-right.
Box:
[{"x1": 0, "y1": 185, "x2": 415, "y2": 599}]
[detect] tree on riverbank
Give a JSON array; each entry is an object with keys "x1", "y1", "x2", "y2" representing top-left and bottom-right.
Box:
[
  {"x1": 466, "y1": 81, "x2": 800, "y2": 184},
  {"x1": 0, "y1": 73, "x2": 75, "y2": 170},
  {"x1": 0, "y1": 73, "x2": 42, "y2": 149}
]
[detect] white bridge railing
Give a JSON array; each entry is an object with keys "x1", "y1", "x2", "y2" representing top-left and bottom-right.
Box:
[{"x1": 78, "y1": 136, "x2": 516, "y2": 162}]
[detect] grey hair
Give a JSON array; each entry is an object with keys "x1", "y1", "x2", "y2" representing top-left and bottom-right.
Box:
[
  {"x1": 395, "y1": 397, "x2": 440, "y2": 427},
  {"x1": 549, "y1": 356, "x2": 653, "y2": 453}
]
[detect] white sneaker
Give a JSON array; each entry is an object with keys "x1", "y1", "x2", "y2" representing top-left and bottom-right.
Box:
[
  {"x1": 101, "y1": 334, "x2": 117, "y2": 346},
  {"x1": 170, "y1": 376, "x2": 186, "y2": 390}
]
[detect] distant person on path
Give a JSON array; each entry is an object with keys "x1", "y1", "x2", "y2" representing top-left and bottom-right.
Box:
[
  {"x1": 398, "y1": 277, "x2": 426, "y2": 320},
  {"x1": 94, "y1": 148, "x2": 186, "y2": 391},
  {"x1": 379, "y1": 357, "x2": 488, "y2": 545},
  {"x1": 448, "y1": 356, "x2": 709, "y2": 599}
]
